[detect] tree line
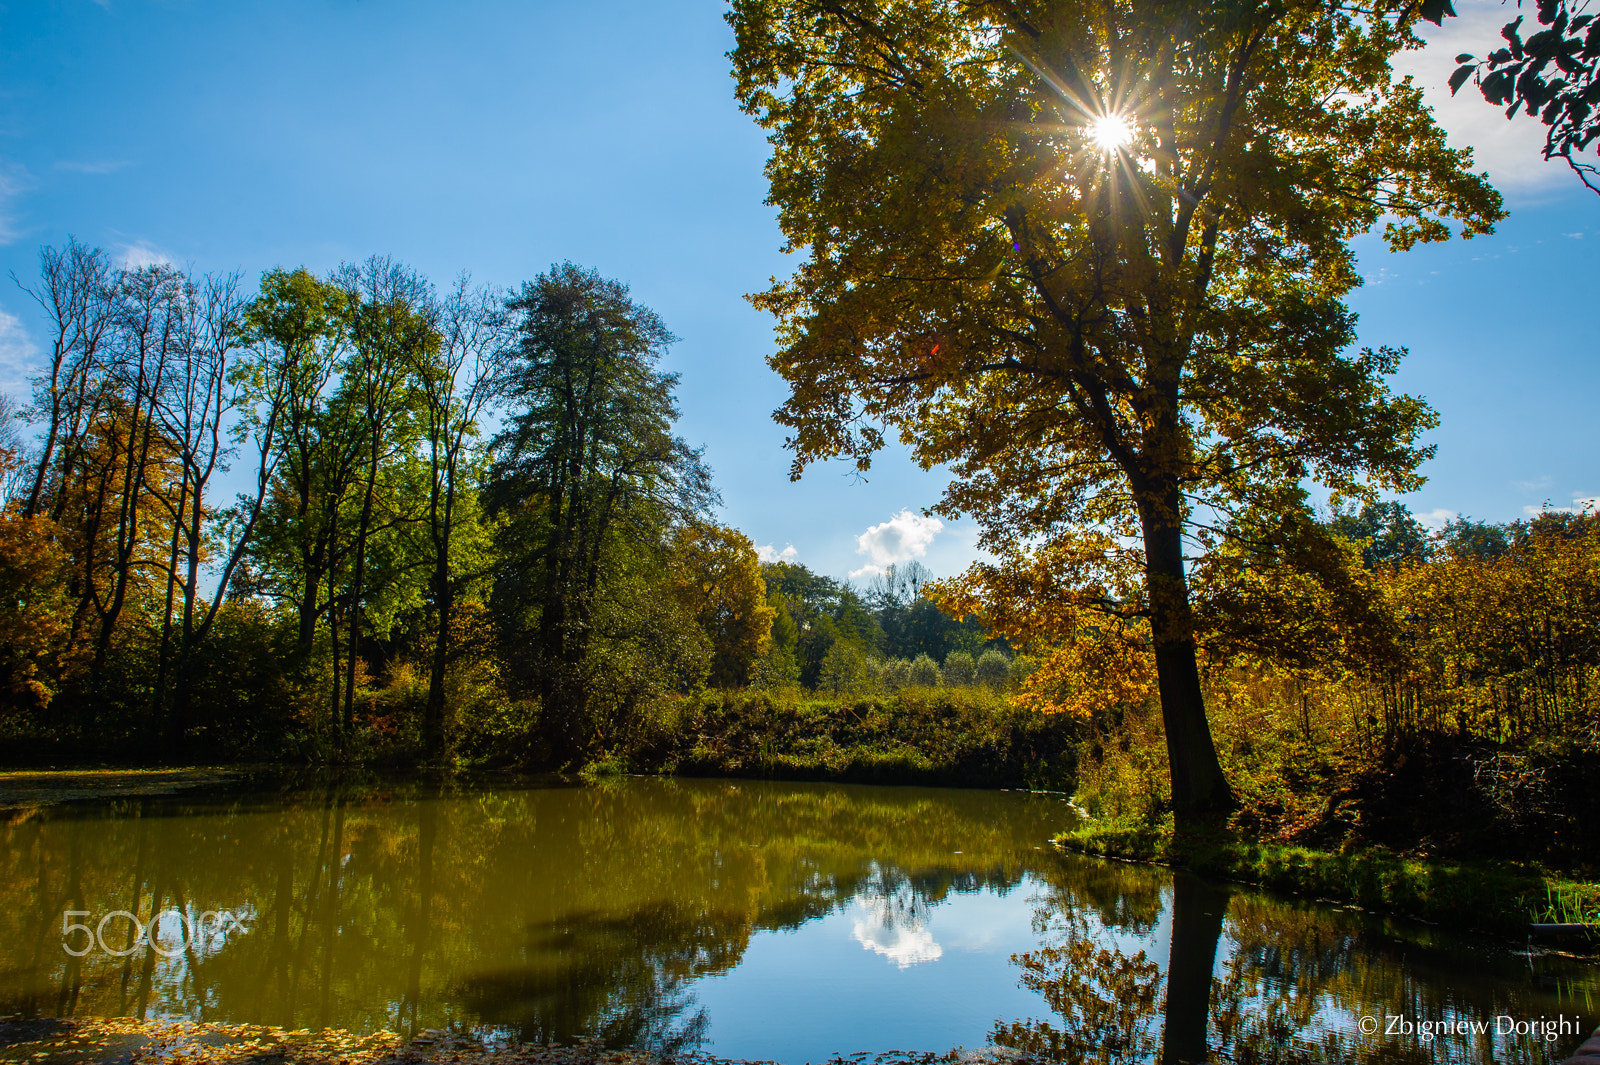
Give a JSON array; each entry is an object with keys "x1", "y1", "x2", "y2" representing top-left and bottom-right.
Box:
[
  {"x1": 0, "y1": 249, "x2": 726, "y2": 763},
  {"x1": 0, "y1": 246, "x2": 1031, "y2": 767}
]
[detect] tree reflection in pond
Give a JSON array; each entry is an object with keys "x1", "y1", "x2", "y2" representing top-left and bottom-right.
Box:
[
  {"x1": 1001, "y1": 854, "x2": 1599, "y2": 1065},
  {"x1": 993, "y1": 937, "x2": 1163, "y2": 1063},
  {"x1": 0, "y1": 779, "x2": 1066, "y2": 1047},
  {"x1": 1, "y1": 779, "x2": 1595, "y2": 1062}
]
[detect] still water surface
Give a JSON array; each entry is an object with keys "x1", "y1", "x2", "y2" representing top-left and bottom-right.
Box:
[{"x1": 0, "y1": 777, "x2": 1594, "y2": 1063}]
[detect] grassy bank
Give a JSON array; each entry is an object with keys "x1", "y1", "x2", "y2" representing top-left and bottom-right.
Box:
[
  {"x1": 1057, "y1": 813, "x2": 1600, "y2": 941},
  {"x1": 619, "y1": 687, "x2": 1078, "y2": 790}
]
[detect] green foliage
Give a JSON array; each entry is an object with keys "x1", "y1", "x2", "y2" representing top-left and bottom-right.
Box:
[
  {"x1": 1326, "y1": 500, "x2": 1432, "y2": 566},
  {"x1": 486, "y1": 263, "x2": 715, "y2": 765},
  {"x1": 975, "y1": 649, "x2": 1010, "y2": 690},
  {"x1": 908, "y1": 653, "x2": 942, "y2": 689},
  {"x1": 863, "y1": 562, "x2": 988, "y2": 661},
  {"x1": 631, "y1": 688, "x2": 1079, "y2": 790},
  {"x1": 817, "y1": 641, "x2": 868, "y2": 695},
  {"x1": 1439, "y1": 515, "x2": 1511, "y2": 560},
  {"x1": 1058, "y1": 816, "x2": 1599, "y2": 938},
  {"x1": 761, "y1": 561, "x2": 885, "y2": 686},
  {"x1": 942, "y1": 651, "x2": 975, "y2": 688},
  {"x1": 748, "y1": 644, "x2": 801, "y2": 693},
  {"x1": 879, "y1": 657, "x2": 910, "y2": 691}
]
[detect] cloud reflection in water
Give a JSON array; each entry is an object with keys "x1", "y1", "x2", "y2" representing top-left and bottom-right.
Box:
[{"x1": 850, "y1": 890, "x2": 943, "y2": 968}]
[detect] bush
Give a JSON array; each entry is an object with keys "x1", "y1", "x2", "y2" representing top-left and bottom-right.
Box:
[
  {"x1": 976, "y1": 649, "x2": 1010, "y2": 689},
  {"x1": 818, "y1": 641, "x2": 869, "y2": 694},
  {"x1": 628, "y1": 687, "x2": 1079, "y2": 789},
  {"x1": 908, "y1": 653, "x2": 942, "y2": 688},
  {"x1": 749, "y1": 645, "x2": 801, "y2": 691},
  {"x1": 943, "y1": 651, "x2": 976, "y2": 688},
  {"x1": 880, "y1": 657, "x2": 911, "y2": 691}
]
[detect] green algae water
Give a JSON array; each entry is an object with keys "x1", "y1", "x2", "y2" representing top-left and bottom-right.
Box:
[{"x1": 0, "y1": 777, "x2": 1594, "y2": 1063}]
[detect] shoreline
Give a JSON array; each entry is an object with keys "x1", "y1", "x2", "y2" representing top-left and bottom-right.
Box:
[
  {"x1": 0, "y1": 768, "x2": 242, "y2": 814},
  {"x1": 0, "y1": 1017, "x2": 996, "y2": 1065},
  {"x1": 1054, "y1": 816, "x2": 1600, "y2": 949},
  {"x1": 0, "y1": 1017, "x2": 774, "y2": 1065}
]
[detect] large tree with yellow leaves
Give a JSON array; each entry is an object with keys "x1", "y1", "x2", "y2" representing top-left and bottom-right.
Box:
[{"x1": 730, "y1": 0, "x2": 1502, "y2": 818}]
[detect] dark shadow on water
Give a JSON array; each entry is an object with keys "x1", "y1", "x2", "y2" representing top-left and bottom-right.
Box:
[{"x1": 461, "y1": 902, "x2": 741, "y2": 1053}]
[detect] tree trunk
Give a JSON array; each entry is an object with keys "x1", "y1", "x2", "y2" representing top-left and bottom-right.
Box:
[
  {"x1": 1139, "y1": 489, "x2": 1233, "y2": 822},
  {"x1": 423, "y1": 552, "x2": 451, "y2": 760},
  {"x1": 342, "y1": 457, "x2": 380, "y2": 743}
]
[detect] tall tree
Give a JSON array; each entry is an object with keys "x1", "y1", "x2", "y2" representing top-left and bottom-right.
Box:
[
  {"x1": 146, "y1": 271, "x2": 247, "y2": 737},
  {"x1": 15, "y1": 239, "x2": 115, "y2": 521},
  {"x1": 730, "y1": 0, "x2": 1502, "y2": 818},
  {"x1": 488, "y1": 264, "x2": 714, "y2": 766},
  {"x1": 88, "y1": 264, "x2": 191, "y2": 674},
  {"x1": 331, "y1": 259, "x2": 430, "y2": 744},
  {"x1": 410, "y1": 275, "x2": 509, "y2": 758},
  {"x1": 242, "y1": 270, "x2": 354, "y2": 672}
]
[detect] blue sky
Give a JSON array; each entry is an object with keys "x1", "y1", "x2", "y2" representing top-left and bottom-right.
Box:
[{"x1": 0, "y1": 0, "x2": 1593, "y2": 583}]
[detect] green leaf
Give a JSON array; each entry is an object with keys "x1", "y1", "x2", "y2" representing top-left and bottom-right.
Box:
[
  {"x1": 1504, "y1": 16, "x2": 1526, "y2": 59},
  {"x1": 1418, "y1": 0, "x2": 1457, "y2": 26},
  {"x1": 1455, "y1": 53, "x2": 1475, "y2": 64},
  {"x1": 1449, "y1": 64, "x2": 1476, "y2": 95}
]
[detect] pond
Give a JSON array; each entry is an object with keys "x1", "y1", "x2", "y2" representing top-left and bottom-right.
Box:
[{"x1": 0, "y1": 777, "x2": 1594, "y2": 1063}]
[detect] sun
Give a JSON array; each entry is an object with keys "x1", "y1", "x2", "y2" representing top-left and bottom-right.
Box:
[{"x1": 1087, "y1": 113, "x2": 1134, "y2": 152}]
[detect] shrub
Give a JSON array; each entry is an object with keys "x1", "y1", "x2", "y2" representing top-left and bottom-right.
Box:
[
  {"x1": 908, "y1": 653, "x2": 942, "y2": 688},
  {"x1": 976, "y1": 649, "x2": 1010, "y2": 689},
  {"x1": 628, "y1": 687, "x2": 1079, "y2": 789},
  {"x1": 880, "y1": 657, "x2": 911, "y2": 691},
  {"x1": 943, "y1": 651, "x2": 976, "y2": 687},
  {"x1": 749, "y1": 645, "x2": 801, "y2": 691},
  {"x1": 819, "y1": 641, "x2": 869, "y2": 694}
]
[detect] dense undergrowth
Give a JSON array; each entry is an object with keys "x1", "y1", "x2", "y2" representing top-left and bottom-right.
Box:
[
  {"x1": 614, "y1": 687, "x2": 1078, "y2": 790},
  {"x1": 1058, "y1": 812, "x2": 1600, "y2": 937}
]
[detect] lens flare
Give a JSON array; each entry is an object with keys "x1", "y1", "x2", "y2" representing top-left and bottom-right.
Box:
[{"x1": 1087, "y1": 114, "x2": 1134, "y2": 152}]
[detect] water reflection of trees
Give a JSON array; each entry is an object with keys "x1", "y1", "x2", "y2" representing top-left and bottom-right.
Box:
[
  {"x1": 0, "y1": 779, "x2": 1069, "y2": 1046},
  {"x1": 997, "y1": 854, "x2": 1599, "y2": 1065}
]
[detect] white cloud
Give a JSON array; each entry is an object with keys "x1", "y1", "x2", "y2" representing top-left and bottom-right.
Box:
[
  {"x1": 1566, "y1": 232, "x2": 1585, "y2": 239},
  {"x1": 756, "y1": 542, "x2": 798, "y2": 564},
  {"x1": 855, "y1": 508, "x2": 944, "y2": 570},
  {"x1": 1402, "y1": 9, "x2": 1583, "y2": 200},
  {"x1": 1514, "y1": 474, "x2": 1553, "y2": 493},
  {"x1": 116, "y1": 240, "x2": 173, "y2": 269},
  {"x1": 1415, "y1": 507, "x2": 1458, "y2": 531},
  {"x1": 0, "y1": 307, "x2": 38, "y2": 396},
  {"x1": 1523, "y1": 493, "x2": 1599, "y2": 517}
]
